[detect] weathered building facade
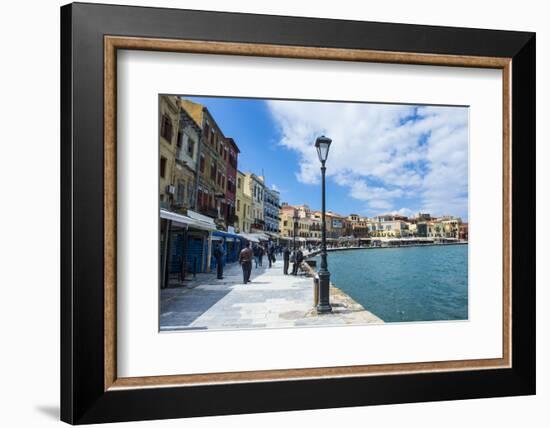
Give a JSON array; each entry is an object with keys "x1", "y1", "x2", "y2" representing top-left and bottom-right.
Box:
[
  {"x1": 180, "y1": 99, "x2": 229, "y2": 229},
  {"x1": 159, "y1": 95, "x2": 180, "y2": 209}
]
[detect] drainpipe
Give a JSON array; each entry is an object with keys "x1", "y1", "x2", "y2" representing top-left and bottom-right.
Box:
[{"x1": 192, "y1": 110, "x2": 205, "y2": 211}]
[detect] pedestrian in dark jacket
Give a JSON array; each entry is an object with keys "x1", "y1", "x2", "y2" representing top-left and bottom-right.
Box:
[
  {"x1": 252, "y1": 245, "x2": 259, "y2": 268},
  {"x1": 213, "y1": 240, "x2": 225, "y2": 279},
  {"x1": 292, "y1": 248, "x2": 304, "y2": 275},
  {"x1": 268, "y1": 245, "x2": 276, "y2": 268},
  {"x1": 238, "y1": 242, "x2": 253, "y2": 284},
  {"x1": 283, "y1": 246, "x2": 290, "y2": 275},
  {"x1": 258, "y1": 245, "x2": 264, "y2": 267}
]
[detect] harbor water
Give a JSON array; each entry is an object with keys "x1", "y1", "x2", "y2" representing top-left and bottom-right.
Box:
[{"x1": 314, "y1": 244, "x2": 468, "y2": 323}]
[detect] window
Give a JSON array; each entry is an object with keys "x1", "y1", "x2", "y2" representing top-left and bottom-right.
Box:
[
  {"x1": 187, "y1": 180, "x2": 194, "y2": 205},
  {"x1": 237, "y1": 177, "x2": 241, "y2": 189},
  {"x1": 160, "y1": 156, "x2": 167, "y2": 178},
  {"x1": 200, "y1": 154, "x2": 205, "y2": 173},
  {"x1": 187, "y1": 138, "x2": 194, "y2": 157},
  {"x1": 197, "y1": 190, "x2": 203, "y2": 208},
  {"x1": 210, "y1": 161, "x2": 216, "y2": 180},
  {"x1": 237, "y1": 199, "x2": 241, "y2": 211},
  {"x1": 160, "y1": 114, "x2": 173, "y2": 142},
  {"x1": 176, "y1": 181, "x2": 185, "y2": 205}
]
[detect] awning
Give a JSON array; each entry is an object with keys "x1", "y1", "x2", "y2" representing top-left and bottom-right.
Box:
[
  {"x1": 252, "y1": 233, "x2": 271, "y2": 241},
  {"x1": 212, "y1": 230, "x2": 247, "y2": 242},
  {"x1": 238, "y1": 232, "x2": 259, "y2": 243},
  {"x1": 160, "y1": 209, "x2": 217, "y2": 231}
]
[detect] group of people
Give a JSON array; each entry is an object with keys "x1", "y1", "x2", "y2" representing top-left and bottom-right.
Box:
[
  {"x1": 237, "y1": 243, "x2": 305, "y2": 284},
  {"x1": 251, "y1": 243, "x2": 278, "y2": 269},
  {"x1": 282, "y1": 247, "x2": 304, "y2": 276},
  {"x1": 213, "y1": 238, "x2": 307, "y2": 285}
]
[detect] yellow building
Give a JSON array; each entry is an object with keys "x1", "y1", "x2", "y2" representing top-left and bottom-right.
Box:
[
  {"x1": 159, "y1": 95, "x2": 180, "y2": 209},
  {"x1": 279, "y1": 205, "x2": 296, "y2": 239},
  {"x1": 279, "y1": 204, "x2": 322, "y2": 241},
  {"x1": 244, "y1": 173, "x2": 265, "y2": 232},
  {"x1": 235, "y1": 170, "x2": 253, "y2": 233}
]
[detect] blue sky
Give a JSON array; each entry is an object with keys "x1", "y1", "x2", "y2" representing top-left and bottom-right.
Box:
[{"x1": 185, "y1": 96, "x2": 469, "y2": 220}]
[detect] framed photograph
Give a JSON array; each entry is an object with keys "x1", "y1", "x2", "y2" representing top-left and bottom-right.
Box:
[{"x1": 61, "y1": 2, "x2": 535, "y2": 424}]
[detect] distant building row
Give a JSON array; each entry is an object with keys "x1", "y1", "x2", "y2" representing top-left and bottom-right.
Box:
[{"x1": 279, "y1": 205, "x2": 468, "y2": 241}]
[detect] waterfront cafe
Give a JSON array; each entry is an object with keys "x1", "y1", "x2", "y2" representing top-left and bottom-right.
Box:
[
  {"x1": 160, "y1": 209, "x2": 217, "y2": 288},
  {"x1": 372, "y1": 237, "x2": 437, "y2": 247}
]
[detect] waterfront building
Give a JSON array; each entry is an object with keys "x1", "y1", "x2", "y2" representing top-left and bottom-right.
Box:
[
  {"x1": 294, "y1": 204, "x2": 312, "y2": 219},
  {"x1": 180, "y1": 99, "x2": 228, "y2": 229},
  {"x1": 440, "y1": 217, "x2": 461, "y2": 239},
  {"x1": 309, "y1": 217, "x2": 322, "y2": 240},
  {"x1": 279, "y1": 204, "x2": 296, "y2": 238},
  {"x1": 416, "y1": 216, "x2": 462, "y2": 239},
  {"x1": 264, "y1": 187, "x2": 281, "y2": 235},
  {"x1": 172, "y1": 106, "x2": 200, "y2": 214},
  {"x1": 159, "y1": 95, "x2": 180, "y2": 209},
  {"x1": 324, "y1": 211, "x2": 347, "y2": 239},
  {"x1": 368, "y1": 215, "x2": 411, "y2": 238},
  {"x1": 347, "y1": 214, "x2": 371, "y2": 237},
  {"x1": 246, "y1": 173, "x2": 266, "y2": 232},
  {"x1": 459, "y1": 222, "x2": 469, "y2": 240},
  {"x1": 235, "y1": 170, "x2": 253, "y2": 233}
]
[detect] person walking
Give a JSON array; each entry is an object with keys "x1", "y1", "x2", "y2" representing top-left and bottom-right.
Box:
[
  {"x1": 238, "y1": 242, "x2": 253, "y2": 284},
  {"x1": 268, "y1": 243, "x2": 275, "y2": 268},
  {"x1": 213, "y1": 239, "x2": 225, "y2": 279},
  {"x1": 253, "y1": 244, "x2": 259, "y2": 268},
  {"x1": 258, "y1": 244, "x2": 264, "y2": 267},
  {"x1": 283, "y1": 246, "x2": 290, "y2": 275},
  {"x1": 270, "y1": 245, "x2": 276, "y2": 265}
]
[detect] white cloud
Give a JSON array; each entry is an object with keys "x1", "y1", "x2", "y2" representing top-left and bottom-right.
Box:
[{"x1": 266, "y1": 100, "x2": 468, "y2": 219}]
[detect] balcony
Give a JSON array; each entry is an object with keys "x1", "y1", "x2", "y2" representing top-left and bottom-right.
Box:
[
  {"x1": 198, "y1": 207, "x2": 219, "y2": 220},
  {"x1": 226, "y1": 214, "x2": 238, "y2": 226},
  {"x1": 251, "y1": 219, "x2": 265, "y2": 230}
]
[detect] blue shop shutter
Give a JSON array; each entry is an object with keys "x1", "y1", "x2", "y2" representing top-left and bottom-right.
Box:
[
  {"x1": 186, "y1": 237, "x2": 204, "y2": 274},
  {"x1": 169, "y1": 232, "x2": 185, "y2": 273}
]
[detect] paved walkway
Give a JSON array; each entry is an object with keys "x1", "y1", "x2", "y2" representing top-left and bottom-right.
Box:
[{"x1": 160, "y1": 259, "x2": 382, "y2": 331}]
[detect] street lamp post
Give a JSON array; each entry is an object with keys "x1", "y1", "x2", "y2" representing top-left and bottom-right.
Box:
[{"x1": 315, "y1": 136, "x2": 333, "y2": 313}]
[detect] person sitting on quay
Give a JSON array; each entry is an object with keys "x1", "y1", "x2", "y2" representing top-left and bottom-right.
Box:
[{"x1": 238, "y1": 242, "x2": 253, "y2": 284}]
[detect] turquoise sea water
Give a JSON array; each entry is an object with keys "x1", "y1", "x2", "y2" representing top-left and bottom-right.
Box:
[{"x1": 314, "y1": 245, "x2": 468, "y2": 322}]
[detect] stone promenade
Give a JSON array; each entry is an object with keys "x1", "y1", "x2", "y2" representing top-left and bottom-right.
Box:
[{"x1": 160, "y1": 259, "x2": 383, "y2": 331}]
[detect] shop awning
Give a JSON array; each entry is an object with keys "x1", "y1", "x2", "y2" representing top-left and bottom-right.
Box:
[
  {"x1": 160, "y1": 209, "x2": 217, "y2": 231},
  {"x1": 238, "y1": 232, "x2": 260, "y2": 243},
  {"x1": 212, "y1": 230, "x2": 247, "y2": 242}
]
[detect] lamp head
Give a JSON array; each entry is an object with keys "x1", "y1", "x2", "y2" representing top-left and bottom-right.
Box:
[{"x1": 315, "y1": 135, "x2": 332, "y2": 163}]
